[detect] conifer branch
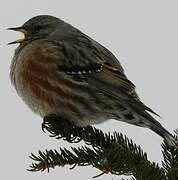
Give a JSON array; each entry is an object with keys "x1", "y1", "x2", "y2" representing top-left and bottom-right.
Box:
[
  {"x1": 162, "y1": 130, "x2": 178, "y2": 179},
  {"x1": 28, "y1": 114, "x2": 170, "y2": 180}
]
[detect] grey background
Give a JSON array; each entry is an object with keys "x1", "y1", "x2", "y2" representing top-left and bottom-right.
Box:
[{"x1": 1, "y1": 0, "x2": 178, "y2": 179}]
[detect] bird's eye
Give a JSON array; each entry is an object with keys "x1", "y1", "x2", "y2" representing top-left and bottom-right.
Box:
[{"x1": 34, "y1": 25, "x2": 43, "y2": 31}]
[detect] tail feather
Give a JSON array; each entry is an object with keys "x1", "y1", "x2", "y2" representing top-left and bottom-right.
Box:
[
  {"x1": 115, "y1": 102, "x2": 178, "y2": 148},
  {"x1": 128, "y1": 104, "x2": 178, "y2": 148},
  {"x1": 150, "y1": 124, "x2": 178, "y2": 148}
]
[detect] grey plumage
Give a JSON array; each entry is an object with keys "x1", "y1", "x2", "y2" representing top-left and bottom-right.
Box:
[{"x1": 9, "y1": 15, "x2": 178, "y2": 147}]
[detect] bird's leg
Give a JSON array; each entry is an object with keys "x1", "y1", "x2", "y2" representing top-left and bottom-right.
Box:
[{"x1": 42, "y1": 113, "x2": 83, "y2": 143}]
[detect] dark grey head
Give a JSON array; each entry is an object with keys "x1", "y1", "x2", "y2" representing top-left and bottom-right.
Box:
[{"x1": 8, "y1": 15, "x2": 70, "y2": 45}]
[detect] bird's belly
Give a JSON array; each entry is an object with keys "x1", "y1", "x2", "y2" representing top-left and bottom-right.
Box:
[
  {"x1": 13, "y1": 71, "x2": 50, "y2": 117},
  {"x1": 12, "y1": 64, "x2": 145, "y2": 128},
  {"x1": 12, "y1": 65, "x2": 112, "y2": 126}
]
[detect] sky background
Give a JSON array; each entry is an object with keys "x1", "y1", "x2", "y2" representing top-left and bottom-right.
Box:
[{"x1": 1, "y1": 0, "x2": 178, "y2": 179}]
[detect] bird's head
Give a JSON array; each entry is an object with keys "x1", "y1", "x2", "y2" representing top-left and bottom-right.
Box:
[{"x1": 7, "y1": 15, "x2": 66, "y2": 45}]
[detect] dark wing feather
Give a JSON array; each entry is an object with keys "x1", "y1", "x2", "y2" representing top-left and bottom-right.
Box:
[
  {"x1": 47, "y1": 37, "x2": 159, "y2": 117},
  {"x1": 53, "y1": 35, "x2": 135, "y2": 92}
]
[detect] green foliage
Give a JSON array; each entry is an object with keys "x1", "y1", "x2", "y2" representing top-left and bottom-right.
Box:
[
  {"x1": 162, "y1": 130, "x2": 178, "y2": 180},
  {"x1": 29, "y1": 114, "x2": 178, "y2": 180}
]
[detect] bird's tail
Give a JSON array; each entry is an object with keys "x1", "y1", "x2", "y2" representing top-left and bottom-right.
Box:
[
  {"x1": 128, "y1": 103, "x2": 178, "y2": 148},
  {"x1": 150, "y1": 123, "x2": 178, "y2": 148}
]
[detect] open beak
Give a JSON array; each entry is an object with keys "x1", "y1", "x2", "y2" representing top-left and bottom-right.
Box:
[{"x1": 7, "y1": 27, "x2": 28, "y2": 45}]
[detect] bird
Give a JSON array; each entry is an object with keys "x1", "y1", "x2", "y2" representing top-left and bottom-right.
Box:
[{"x1": 8, "y1": 15, "x2": 177, "y2": 147}]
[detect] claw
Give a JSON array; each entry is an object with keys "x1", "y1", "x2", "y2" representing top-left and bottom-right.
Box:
[{"x1": 41, "y1": 116, "x2": 49, "y2": 133}]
